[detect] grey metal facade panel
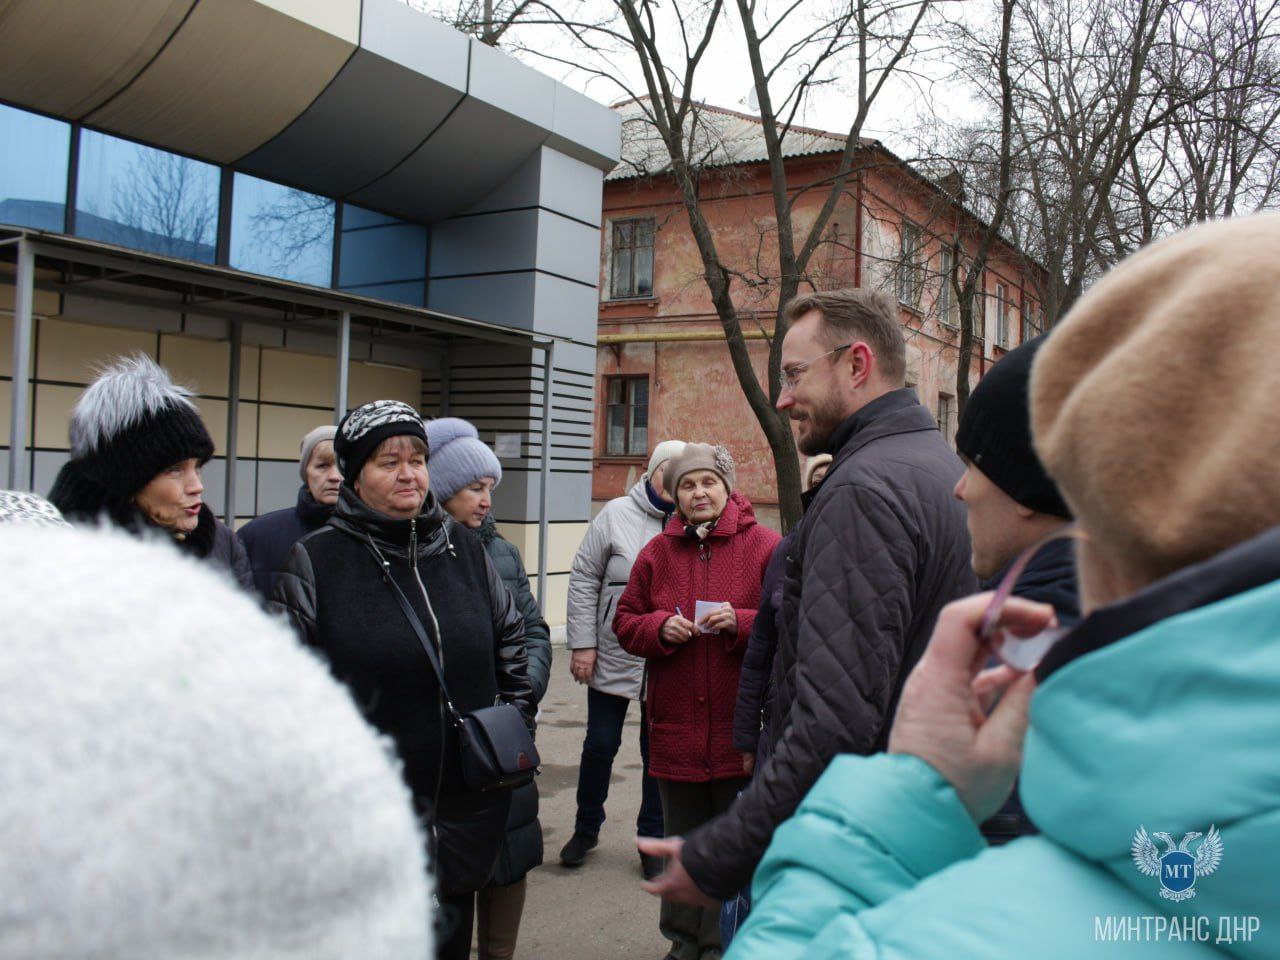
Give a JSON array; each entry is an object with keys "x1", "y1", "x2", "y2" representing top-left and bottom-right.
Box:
[
  {"x1": 255, "y1": 459, "x2": 299, "y2": 515},
  {"x1": 200, "y1": 457, "x2": 257, "y2": 517},
  {"x1": 428, "y1": 272, "x2": 537, "y2": 330},
  {"x1": 465, "y1": 38, "x2": 556, "y2": 130},
  {"x1": 531, "y1": 272, "x2": 598, "y2": 341},
  {"x1": 32, "y1": 450, "x2": 70, "y2": 499},
  {"x1": 547, "y1": 84, "x2": 623, "y2": 170},
  {"x1": 235, "y1": 50, "x2": 465, "y2": 196},
  {"x1": 360, "y1": 0, "x2": 470, "y2": 84},
  {"x1": 350, "y1": 97, "x2": 548, "y2": 222},
  {"x1": 535, "y1": 210, "x2": 601, "y2": 287},
  {"x1": 428, "y1": 209, "x2": 539, "y2": 279},
  {"x1": 537, "y1": 149, "x2": 606, "y2": 227}
]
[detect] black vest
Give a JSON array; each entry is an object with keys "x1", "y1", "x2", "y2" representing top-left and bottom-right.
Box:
[{"x1": 304, "y1": 521, "x2": 498, "y2": 804}]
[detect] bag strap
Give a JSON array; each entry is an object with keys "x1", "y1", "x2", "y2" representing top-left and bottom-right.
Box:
[{"x1": 362, "y1": 538, "x2": 464, "y2": 728}]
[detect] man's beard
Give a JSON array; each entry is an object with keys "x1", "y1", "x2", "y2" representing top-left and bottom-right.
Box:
[{"x1": 796, "y1": 393, "x2": 847, "y2": 456}]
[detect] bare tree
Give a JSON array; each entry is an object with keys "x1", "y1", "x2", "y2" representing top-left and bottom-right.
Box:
[{"x1": 521, "y1": 0, "x2": 933, "y2": 527}]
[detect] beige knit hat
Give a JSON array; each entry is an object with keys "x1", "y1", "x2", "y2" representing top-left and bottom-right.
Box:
[
  {"x1": 803, "y1": 453, "x2": 833, "y2": 491},
  {"x1": 1031, "y1": 213, "x2": 1280, "y2": 582},
  {"x1": 664, "y1": 443, "x2": 736, "y2": 500}
]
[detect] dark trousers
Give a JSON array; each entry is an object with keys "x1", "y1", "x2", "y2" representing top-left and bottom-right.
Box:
[
  {"x1": 657, "y1": 777, "x2": 750, "y2": 960},
  {"x1": 574, "y1": 686, "x2": 665, "y2": 839},
  {"x1": 436, "y1": 891, "x2": 475, "y2": 960}
]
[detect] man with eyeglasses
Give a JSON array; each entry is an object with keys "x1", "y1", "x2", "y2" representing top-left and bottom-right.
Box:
[
  {"x1": 953, "y1": 334, "x2": 1078, "y2": 845},
  {"x1": 640, "y1": 288, "x2": 975, "y2": 910}
]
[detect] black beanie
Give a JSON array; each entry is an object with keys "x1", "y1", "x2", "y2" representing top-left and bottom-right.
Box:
[
  {"x1": 335, "y1": 400, "x2": 429, "y2": 485},
  {"x1": 955, "y1": 335, "x2": 1071, "y2": 519},
  {"x1": 49, "y1": 355, "x2": 215, "y2": 521}
]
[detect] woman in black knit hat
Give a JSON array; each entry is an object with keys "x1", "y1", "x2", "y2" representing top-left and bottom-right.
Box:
[
  {"x1": 271, "y1": 398, "x2": 534, "y2": 960},
  {"x1": 48, "y1": 354, "x2": 252, "y2": 589}
]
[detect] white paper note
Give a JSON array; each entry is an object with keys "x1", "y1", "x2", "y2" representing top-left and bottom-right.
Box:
[{"x1": 695, "y1": 599, "x2": 724, "y2": 634}]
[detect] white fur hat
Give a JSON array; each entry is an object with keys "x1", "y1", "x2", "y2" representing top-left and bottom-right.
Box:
[{"x1": 0, "y1": 525, "x2": 432, "y2": 959}]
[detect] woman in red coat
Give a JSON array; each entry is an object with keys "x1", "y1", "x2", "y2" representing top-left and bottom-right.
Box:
[{"x1": 613, "y1": 443, "x2": 780, "y2": 960}]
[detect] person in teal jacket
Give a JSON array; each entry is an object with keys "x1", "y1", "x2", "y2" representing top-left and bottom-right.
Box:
[{"x1": 726, "y1": 214, "x2": 1280, "y2": 959}]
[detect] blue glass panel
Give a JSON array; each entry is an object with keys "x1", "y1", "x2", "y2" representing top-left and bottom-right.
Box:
[
  {"x1": 0, "y1": 105, "x2": 70, "y2": 231},
  {"x1": 230, "y1": 173, "x2": 334, "y2": 286},
  {"x1": 75, "y1": 129, "x2": 219, "y2": 262},
  {"x1": 338, "y1": 203, "x2": 427, "y2": 306},
  {"x1": 339, "y1": 281, "x2": 427, "y2": 306}
]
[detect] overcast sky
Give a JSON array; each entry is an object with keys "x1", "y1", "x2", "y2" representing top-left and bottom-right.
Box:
[{"x1": 411, "y1": 0, "x2": 988, "y2": 153}]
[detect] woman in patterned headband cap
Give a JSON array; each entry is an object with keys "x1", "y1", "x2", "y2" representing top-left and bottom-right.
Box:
[{"x1": 271, "y1": 399, "x2": 534, "y2": 960}]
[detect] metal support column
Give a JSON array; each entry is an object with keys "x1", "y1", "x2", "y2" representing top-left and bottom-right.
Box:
[
  {"x1": 335, "y1": 311, "x2": 351, "y2": 423},
  {"x1": 224, "y1": 322, "x2": 242, "y2": 526},
  {"x1": 8, "y1": 240, "x2": 34, "y2": 490},
  {"x1": 536, "y1": 340, "x2": 555, "y2": 606}
]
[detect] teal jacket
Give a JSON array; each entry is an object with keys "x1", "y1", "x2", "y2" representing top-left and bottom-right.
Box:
[{"x1": 728, "y1": 532, "x2": 1280, "y2": 959}]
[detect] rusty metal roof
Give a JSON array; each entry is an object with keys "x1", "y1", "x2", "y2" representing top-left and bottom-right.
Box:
[{"x1": 607, "y1": 97, "x2": 871, "y2": 181}]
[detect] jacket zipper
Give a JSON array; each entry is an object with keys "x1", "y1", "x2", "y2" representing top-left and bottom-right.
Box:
[{"x1": 699, "y1": 540, "x2": 712, "y2": 775}]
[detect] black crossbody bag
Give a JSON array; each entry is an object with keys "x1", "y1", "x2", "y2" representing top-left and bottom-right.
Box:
[{"x1": 366, "y1": 542, "x2": 539, "y2": 792}]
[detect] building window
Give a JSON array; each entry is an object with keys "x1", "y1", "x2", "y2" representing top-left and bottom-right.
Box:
[
  {"x1": 604, "y1": 376, "x2": 649, "y2": 456},
  {"x1": 609, "y1": 218, "x2": 654, "y2": 299},
  {"x1": 937, "y1": 247, "x2": 959, "y2": 327},
  {"x1": 0, "y1": 104, "x2": 70, "y2": 232},
  {"x1": 75, "y1": 129, "x2": 220, "y2": 263},
  {"x1": 337, "y1": 203, "x2": 428, "y2": 306},
  {"x1": 995, "y1": 282, "x2": 1011, "y2": 348},
  {"x1": 1021, "y1": 297, "x2": 1041, "y2": 342},
  {"x1": 897, "y1": 220, "x2": 925, "y2": 308},
  {"x1": 937, "y1": 393, "x2": 955, "y2": 445},
  {"x1": 230, "y1": 173, "x2": 335, "y2": 287}
]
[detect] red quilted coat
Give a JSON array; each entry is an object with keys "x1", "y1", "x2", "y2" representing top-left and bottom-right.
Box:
[{"x1": 613, "y1": 492, "x2": 781, "y2": 782}]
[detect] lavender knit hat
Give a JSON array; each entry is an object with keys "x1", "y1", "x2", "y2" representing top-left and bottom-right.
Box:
[{"x1": 423, "y1": 418, "x2": 502, "y2": 503}]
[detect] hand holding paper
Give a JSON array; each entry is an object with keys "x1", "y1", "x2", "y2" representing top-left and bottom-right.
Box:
[{"x1": 695, "y1": 600, "x2": 737, "y2": 635}]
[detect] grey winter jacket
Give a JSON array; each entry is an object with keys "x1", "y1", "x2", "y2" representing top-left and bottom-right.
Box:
[
  {"x1": 565, "y1": 477, "x2": 670, "y2": 700},
  {"x1": 682, "y1": 388, "x2": 976, "y2": 899}
]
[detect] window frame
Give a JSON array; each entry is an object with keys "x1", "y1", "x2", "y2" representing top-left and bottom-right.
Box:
[
  {"x1": 602, "y1": 374, "x2": 650, "y2": 457},
  {"x1": 896, "y1": 219, "x2": 925, "y2": 309},
  {"x1": 995, "y1": 282, "x2": 1011, "y2": 348},
  {"x1": 607, "y1": 216, "x2": 656, "y2": 300},
  {"x1": 937, "y1": 392, "x2": 956, "y2": 445},
  {"x1": 937, "y1": 247, "x2": 959, "y2": 329}
]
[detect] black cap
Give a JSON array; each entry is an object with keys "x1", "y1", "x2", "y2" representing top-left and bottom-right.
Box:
[{"x1": 955, "y1": 335, "x2": 1071, "y2": 519}]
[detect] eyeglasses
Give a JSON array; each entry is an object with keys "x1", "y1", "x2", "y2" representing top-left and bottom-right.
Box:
[
  {"x1": 778, "y1": 343, "x2": 852, "y2": 394},
  {"x1": 979, "y1": 524, "x2": 1083, "y2": 672}
]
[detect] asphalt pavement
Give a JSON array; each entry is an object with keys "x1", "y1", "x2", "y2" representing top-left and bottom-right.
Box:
[{"x1": 511, "y1": 644, "x2": 669, "y2": 959}]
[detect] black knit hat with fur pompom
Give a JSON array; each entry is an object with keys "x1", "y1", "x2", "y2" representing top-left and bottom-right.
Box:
[{"x1": 48, "y1": 354, "x2": 214, "y2": 523}]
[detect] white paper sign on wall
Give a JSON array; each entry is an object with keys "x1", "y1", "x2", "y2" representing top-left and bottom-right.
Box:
[{"x1": 495, "y1": 433, "x2": 523, "y2": 459}]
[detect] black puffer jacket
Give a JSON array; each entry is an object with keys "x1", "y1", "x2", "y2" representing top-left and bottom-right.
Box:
[
  {"x1": 683, "y1": 388, "x2": 976, "y2": 898},
  {"x1": 271, "y1": 487, "x2": 533, "y2": 895},
  {"x1": 236, "y1": 486, "x2": 332, "y2": 597},
  {"x1": 476, "y1": 516, "x2": 551, "y2": 886}
]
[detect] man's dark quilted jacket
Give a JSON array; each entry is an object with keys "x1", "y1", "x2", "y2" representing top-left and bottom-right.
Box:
[{"x1": 682, "y1": 388, "x2": 976, "y2": 898}]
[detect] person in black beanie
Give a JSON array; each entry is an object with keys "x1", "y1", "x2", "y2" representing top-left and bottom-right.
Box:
[
  {"x1": 271, "y1": 398, "x2": 533, "y2": 960},
  {"x1": 47, "y1": 354, "x2": 251, "y2": 589},
  {"x1": 953, "y1": 333, "x2": 1078, "y2": 843}
]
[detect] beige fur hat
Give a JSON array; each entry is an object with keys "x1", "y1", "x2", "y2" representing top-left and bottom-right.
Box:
[{"x1": 1031, "y1": 213, "x2": 1280, "y2": 582}]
